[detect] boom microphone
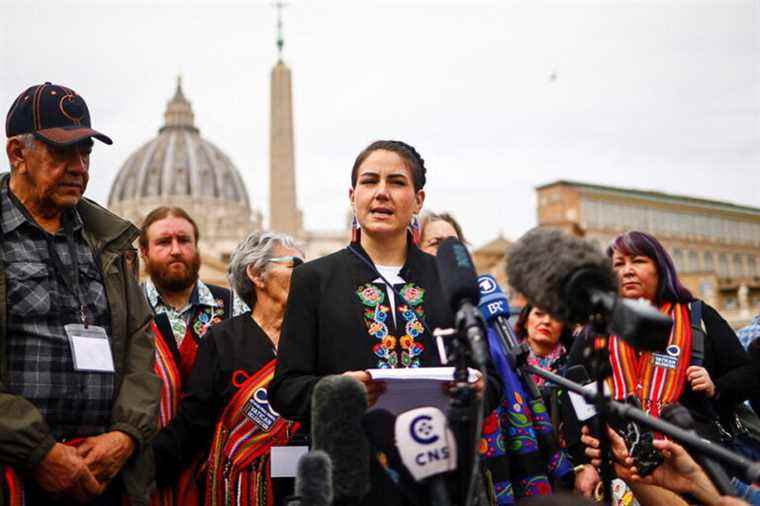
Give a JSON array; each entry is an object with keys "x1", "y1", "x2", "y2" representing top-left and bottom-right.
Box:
[
  {"x1": 311, "y1": 375, "x2": 370, "y2": 504},
  {"x1": 660, "y1": 404, "x2": 736, "y2": 496},
  {"x1": 435, "y1": 238, "x2": 489, "y2": 368},
  {"x1": 506, "y1": 228, "x2": 673, "y2": 351},
  {"x1": 288, "y1": 450, "x2": 333, "y2": 506}
]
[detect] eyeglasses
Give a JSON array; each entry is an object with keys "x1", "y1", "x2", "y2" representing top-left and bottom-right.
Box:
[{"x1": 267, "y1": 256, "x2": 304, "y2": 268}]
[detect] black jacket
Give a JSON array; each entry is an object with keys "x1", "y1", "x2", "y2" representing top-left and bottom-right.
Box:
[
  {"x1": 269, "y1": 242, "x2": 502, "y2": 506},
  {"x1": 269, "y1": 242, "x2": 502, "y2": 423}
]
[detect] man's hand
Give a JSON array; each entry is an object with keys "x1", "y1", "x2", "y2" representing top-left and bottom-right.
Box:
[
  {"x1": 34, "y1": 442, "x2": 104, "y2": 501},
  {"x1": 342, "y1": 370, "x2": 386, "y2": 407},
  {"x1": 76, "y1": 431, "x2": 135, "y2": 482}
]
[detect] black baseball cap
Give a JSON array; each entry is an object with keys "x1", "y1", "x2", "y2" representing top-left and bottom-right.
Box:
[{"x1": 5, "y1": 82, "x2": 112, "y2": 147}]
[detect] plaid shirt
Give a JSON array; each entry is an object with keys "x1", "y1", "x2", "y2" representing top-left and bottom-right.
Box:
[
  {"x1": 737, "y1": 314, "x2": 760, "y2": 350},
  {"x1": 1, "y1": 182, "x2": 114, "y2": 440}
]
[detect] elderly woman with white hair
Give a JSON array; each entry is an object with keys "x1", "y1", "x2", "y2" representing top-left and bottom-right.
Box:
[{"x1": 152, "y1": 231, "x2": 304, "y2": 506}]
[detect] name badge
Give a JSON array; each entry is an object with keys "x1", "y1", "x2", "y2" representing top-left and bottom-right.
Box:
[
  {"x1": 652, "y1": 353, "x2": 678, "y2": 370},
  {"x1": 243, "y1": 387, "x2": 279, "y2": 432},
  {"x1": 64, "y1": 324, "x2": 116, "y2": 373}
]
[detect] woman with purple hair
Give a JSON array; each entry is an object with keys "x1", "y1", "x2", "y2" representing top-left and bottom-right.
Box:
[
  {"x1": 570, "y1": 231, "x2": 755, "y2": 437},
  {"x1": 575, "y1": 230, "x2": 760, "y2": 504}
]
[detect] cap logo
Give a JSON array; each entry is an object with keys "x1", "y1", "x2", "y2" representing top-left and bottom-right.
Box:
[{"x1": 59, "y1": 92, "x2": 85, "y2": 125}]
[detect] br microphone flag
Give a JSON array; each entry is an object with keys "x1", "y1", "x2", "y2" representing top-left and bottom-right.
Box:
[{"x1": 477, "y1": 274, "x2": 510, "y2": 322}]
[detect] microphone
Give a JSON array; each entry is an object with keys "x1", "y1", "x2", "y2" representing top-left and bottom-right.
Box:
[
  {"x1": 362, "y1": 408, "x2": 455, "y2": 506},
  {"x1": 660, "y1": 404, "x2": 737, "y2": 496},
  {"x1": 435, "y1": 237, "x2": 489, "y2": 368},
  {"x1": 564, "y1": 365, "x2": 602, "y2": 423},
  {"x1": 311, "y1": 375, "x2": 370, "y2": 504},
  {"x1": 477, "y1": 274, "x2": 541, "y2": 399},
  {"x1": 287, "y1": 450, "x2": 333, "y2": 506},
  {"x1": 362, "y1": 409, "x2": 424, "y2": 503},
  {"x1": 395, "y1": 407, "x2": 456, "y2": 506},
  {"x1": 506, "y1": 228, "x2": 673, "y2": 351}
]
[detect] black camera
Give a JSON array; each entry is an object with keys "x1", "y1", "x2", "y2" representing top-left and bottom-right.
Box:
[{"x1": 611, "y1": 396, "x2": 663, "y2": 476}]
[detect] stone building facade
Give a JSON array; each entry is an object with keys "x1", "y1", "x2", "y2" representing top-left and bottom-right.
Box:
[{"x1": 535, "y1": 180, "x2": 760, "y2": 328}]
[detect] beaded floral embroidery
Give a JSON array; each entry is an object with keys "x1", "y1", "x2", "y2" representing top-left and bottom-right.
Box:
[
  {"x1": 193, "y1": 299, "x2": 226, "y2": 338},
  {"x1": 356, "y1": 282, "x2": 426, "y2": 368}
]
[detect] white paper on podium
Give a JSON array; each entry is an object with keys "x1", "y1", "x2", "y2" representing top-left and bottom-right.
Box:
[{"x1": 366, "y1": 367, "x2": 481, "y2": 415}]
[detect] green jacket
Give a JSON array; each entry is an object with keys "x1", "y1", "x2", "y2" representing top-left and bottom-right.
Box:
[{"x1": 0, "y1": 173, "x2": 161, "y2": 505}]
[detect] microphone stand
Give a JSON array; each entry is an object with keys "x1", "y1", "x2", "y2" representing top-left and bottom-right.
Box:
[
  {"x1": 588, "y1": 314, "x2": 615, "y2": 504},
  {"x1": 515, "y1": 364, "x2": 760, "y2": 492},
  {"x1": 446, "y1": 314, "x2": 486, "y2": 506}
]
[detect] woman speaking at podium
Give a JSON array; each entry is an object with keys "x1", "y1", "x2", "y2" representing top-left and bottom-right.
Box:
[{"x1": 269, "y1": 140, "x2": 502, "y2": 505}]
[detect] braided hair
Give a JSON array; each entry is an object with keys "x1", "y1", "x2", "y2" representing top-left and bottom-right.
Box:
[{"x1": 350, "y1": 140, "x2": 427, "y2": 191}]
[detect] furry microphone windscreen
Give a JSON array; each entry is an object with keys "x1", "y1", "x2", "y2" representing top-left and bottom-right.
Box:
[
  {"x1": 295, "y1": 450, "x2": 333, "y2": 506},
  {"x1": 311, "y1": 375, "x2": 370, "y2": 501},
  {"x1": 506, "y1": 227, "x2": 617, "y2": 324}
]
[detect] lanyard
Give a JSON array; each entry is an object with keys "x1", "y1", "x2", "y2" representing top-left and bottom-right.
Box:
[{"x1": 46, "y1": 214, "x2": 90, "y2": 327}]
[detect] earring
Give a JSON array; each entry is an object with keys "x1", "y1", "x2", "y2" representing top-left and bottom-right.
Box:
[
  {"x1": 409, "y1": 214, "x2": 421, "y2": 245},
  {"x1": 351, "y1": 212, "x2": 361, "y2": 243}
]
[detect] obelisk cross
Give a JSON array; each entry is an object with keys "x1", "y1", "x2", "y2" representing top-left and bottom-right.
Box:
[{"x1": 273, "y1": 1, "x2": 289, "y2": 59}]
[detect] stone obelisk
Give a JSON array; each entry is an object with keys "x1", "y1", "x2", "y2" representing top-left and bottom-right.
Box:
[{"x1": 269, "y1": 2, "x2": 302, "y2": 235}]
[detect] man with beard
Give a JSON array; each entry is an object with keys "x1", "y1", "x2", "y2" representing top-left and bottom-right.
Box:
[
  {"x1": 0, "y1": 83, "x2": 160, "y2": 505},
  {"x1": 139, "y1": 206, "x2": 244, "y2": 505}
]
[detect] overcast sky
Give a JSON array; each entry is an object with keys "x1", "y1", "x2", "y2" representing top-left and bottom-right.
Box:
[{"x1": 1, "y1": 0, "x2": 758, "y2": 247}]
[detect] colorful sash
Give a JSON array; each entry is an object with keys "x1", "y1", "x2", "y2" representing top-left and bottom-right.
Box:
[
  {"x1": 602, "y1": 302, "x2": 692, "y2": 418},
  {"x1": 151, "y1": 319, "x2": 202, "y2": 506},
  {"x1": 1, "y1": 465, "x2": 23, "y2": 506},
  {"x1": 481, "y1": 327, "x2": 573, "y2": 505},
  {"x1": 205, "y1": 359, "x2": 297, "y2": 506}
]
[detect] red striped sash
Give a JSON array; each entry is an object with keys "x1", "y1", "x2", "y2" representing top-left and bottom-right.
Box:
[
  {"x1": 205, "y1": 359, "x2": 297, "y2": 506},
  {"x1": 154, "y1": 322, "x2": 182, "y2": 428},
  {"x1": 150, "y1": 322, "x2": 202, "y2": 506},
  {"x1": 1, "y1": 465, "x2": 23, "y2": 506},
  {"x1": 602, "y1": 302, "x2": 692, "y2": 417}
]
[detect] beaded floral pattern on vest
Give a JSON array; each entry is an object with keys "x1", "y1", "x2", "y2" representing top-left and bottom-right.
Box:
[{"x1": 356, "y1": 282, "x2": 426, "y2": 368}]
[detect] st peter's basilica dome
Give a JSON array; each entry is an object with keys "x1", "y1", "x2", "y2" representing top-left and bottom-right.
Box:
[{"x1": 108, "y1": 78, "x2": 260, "y2": 260}]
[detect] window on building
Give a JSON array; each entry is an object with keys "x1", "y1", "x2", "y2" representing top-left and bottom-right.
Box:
[
  {"x1": 704, "y1": 251, "x2": 715, "y2": 273},
  {"x1": 718, "y1": 253, "x2": 729, "y2": 277},
  {"x1": 734, "y1": 254, "x2": 745, "y2": 277},
  {"x1": 672, "y1": 248, "x2": 684, "y2": 272},
  {"x1": 678, "y1": 213, "x2": 690, "y2": 237},
  {"x1": 687, "y1": 250, "x2": 700, "y2": 272},
  {"x1": 711, "y1": 218, "x2": 722, "y2": 239},
  {"x1": 749, "y1": 256, "x2": 758, "y2": 277}
]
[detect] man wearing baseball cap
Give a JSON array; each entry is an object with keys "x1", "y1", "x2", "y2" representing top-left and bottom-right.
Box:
[{"x1": 0, "y1": 83, "x2": 160, "y2": 505}]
